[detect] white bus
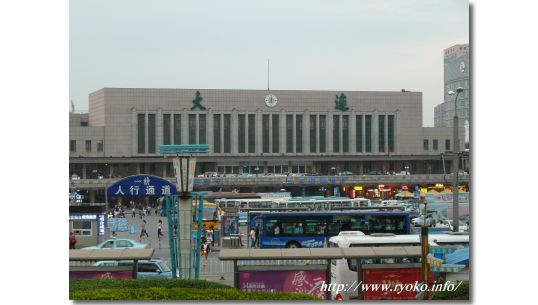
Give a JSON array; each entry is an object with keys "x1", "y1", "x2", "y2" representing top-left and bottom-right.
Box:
[
  {"x1": 216, "y1": 197, "x2": 371, "y2": 211},
  {"x1": 328, "y1": 232, "x2": 469, "y2": 300}
]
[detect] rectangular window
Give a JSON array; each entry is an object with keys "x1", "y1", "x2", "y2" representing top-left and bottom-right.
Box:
[
  {"x1": 424, "y1": 139, "x2": 429, "y2": 151},
  {"x1": 85, "y1": 140, "x2": 91, "y2": 153},
  {"x1": 163, "y1": 114, "x2": 171, "y2": 145},
  {"x1": 333, "y1": 115, "x2": 340, "y2": 153},
  {"x1": 445, "y1": 139, "x2": 450, "y2": 151},
  {"x1": 365, "y1": 115, "x2": 372, "y2": 152},
  {"x1": 148, "y1": 114, "x2": 156, "y2": 153},
  {"x1": 310, "y1": 115, "x2": 317, "y2": 153},
  {"x1": 342, "y1": 115, "x2": 349, "y2": 153},
  {"x1": 97, "y1": 140, "x2": 103, "y2": 152},
  {"x1": 388, "y1": 115, "x2": 395, "y2": 153},
  {"x1": 248, "y1": 114, "x2": 255, "y2": 153},
  {"x1": 137, "y1": 114, "x2": 145, "y2": 153},
  {"x1": 72, "y1": 220, "x2": 92, "y2": 236},
  {"x1": 224, "y1": 114, "x2": 231, "y2": 153},
  {"x1": 296, "y1": 115, "x2": 303, "y2": 153},
  {"x1": 433, "y1": 139, "x2": 439, "y2": 151},
  {"x1": 319, "y1": 115, "x2": 326, "y2": 153},
  {"x1": 70, "y1": 140, "x2": 76, "y2": 152},
  {"x1": 263, "y1": 114, "x2": 270, "y2": 153},
  {"x1": 378, "y1": 115, "x2": 385, "y2": 152},
  {"x1": 189, "y1": 114, "x2": 196, "y2": 144},
  {"x1": 238, "y1": 114, "x2": 246, "y2": 153},
  {"x1": 272, "y1": 114, "x2": 279, "y2": 153},
  {"x1": 356, "y1": 115, "x2": 363, "y2": 152},
  {"x1": 199, "y1": 114, "x2": 206, "y2": 144},
  {"x1": 213, "y1": 114, "x2": 221, "y2": 153},
  {"x1": 173, "y1": 114, "x2": 181, "y2": 144},
  {"x1": 286, "y1": 115, "x2": 293, "y2": 153}
]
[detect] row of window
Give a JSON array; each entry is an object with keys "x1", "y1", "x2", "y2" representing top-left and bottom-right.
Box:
[
  {"x1": 423, "y1": 139, "x2": 451, "y2": 151},
  {"x1": 136, "y1": 113, "x2": 396, "y2": 154},
  {"x1": 70, "y1": 140, "x2": 103, "y2": 153}
]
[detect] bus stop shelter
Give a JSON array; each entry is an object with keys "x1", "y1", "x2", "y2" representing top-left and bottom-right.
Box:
[
  {"x1": 69, "y1": 248, "x2": 155, "y2": 279},
  {"x1": 220, "y1": 246, "x2": 422, "y2": 299}
]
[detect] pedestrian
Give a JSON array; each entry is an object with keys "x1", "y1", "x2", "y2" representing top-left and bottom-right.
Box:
[
  {"x1": 132, "y1": 207, "x2": 136, "y2": 218},
  {"x1": 209, "y1": 225, "x2": 216, "y2": 247},
  {"x1": 69, "y1": 232, "x2": 77, "y2": 249},
  {"x1": 139, "y1": 209, "x2": 143, "y2": 219},
  {"x1": 157, "y1": 219, "x2": 164, "y2": 240},
  {"x1": 140, "y1": 220, "x2": 149, "y2": 240},
  {"x1": 255, "y1": 226, "x2": 260, "y2": 247},
  {"x1": 249, "y1": 228, "x2": 256, "y2": 247},
  {"x1": 206, "y1": 227, "x2": 214, "y2": 246},
  {"x1": 201, "y1": 241, "x2": 211, "y2": 269}
]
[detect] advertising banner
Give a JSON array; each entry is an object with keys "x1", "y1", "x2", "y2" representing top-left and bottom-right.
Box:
[
  {"x1": 69, "y1": 271, "x2": 132, "y2": 280},
  {"x1": 238, "y1": 270, "x2": 326, "y2": 299},
  {"x1": 425, "y1": 192, "x2": 469, "y2": 204},
  {"x1": 362, "y1": 268, "x2": 434, "y2": 300},
  {"x1": 222, "y1": 216, "x2": 239, "y2": 236}
]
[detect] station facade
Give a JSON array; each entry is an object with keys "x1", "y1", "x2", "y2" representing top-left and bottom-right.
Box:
[{"x1": 70, "y1": 87, "x2": 464, "y2": 180}]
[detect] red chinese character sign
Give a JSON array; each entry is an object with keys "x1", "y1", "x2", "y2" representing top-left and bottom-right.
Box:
[{"x1": 239, "y1": 270, "x2": 326, "y2": 299}]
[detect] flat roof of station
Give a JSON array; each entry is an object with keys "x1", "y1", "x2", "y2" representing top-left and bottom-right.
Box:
[{"x1": 219, "y1": 246, "x2": 421, "y2": 261}]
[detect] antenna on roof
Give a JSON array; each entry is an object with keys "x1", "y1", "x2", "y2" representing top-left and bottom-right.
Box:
[
  {"x1": 70, "y1": 99, "x2": 75, "y2": 113},
  {"x1": 267, "y1": 59, "x2": 270, "y2": 91}
]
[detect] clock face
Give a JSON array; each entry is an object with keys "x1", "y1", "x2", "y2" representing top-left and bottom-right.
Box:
[
  {"x1": 460, "y1": 61, "x2": 466, "y2": 73},
  {"x1": 264, "y1": 94, "x2": 278, "y2": 107}
]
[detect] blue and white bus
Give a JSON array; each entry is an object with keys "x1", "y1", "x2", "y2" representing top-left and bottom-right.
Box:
[{"x1": 256, "y1": 211, "x2": 411, "y2": 248}]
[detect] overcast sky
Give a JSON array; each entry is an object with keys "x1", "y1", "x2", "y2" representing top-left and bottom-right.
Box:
[{"x1": 70, "y1": 0, "x2": 468, "y2": 126}]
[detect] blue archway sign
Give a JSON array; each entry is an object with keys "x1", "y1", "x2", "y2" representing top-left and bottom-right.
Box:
[{"x1": 107, "y1": 175, "x2": 177, "y2": 197}]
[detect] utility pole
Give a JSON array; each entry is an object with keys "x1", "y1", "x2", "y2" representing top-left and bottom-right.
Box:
[{"x1": 448, "y1": 87, "x2": 464, "y2": 232}]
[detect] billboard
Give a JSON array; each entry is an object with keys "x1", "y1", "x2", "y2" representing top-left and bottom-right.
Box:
[
  {"x1": 362, "y1": 268, "x2": 434, "y2": 300},
  {"x1": 238, "y1": 269, "x2": 326, "y2": 299},
  {"x1": 69, "y1": 271, "x2": 132, "y2": 280},
  {"x1": 222, "y1": 215, "x2": 239, "y2": 236}
]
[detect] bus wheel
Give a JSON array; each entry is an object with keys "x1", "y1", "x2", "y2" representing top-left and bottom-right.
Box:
[{"x1": 285, "y1": 241, "x2": 301, "y2": 248}]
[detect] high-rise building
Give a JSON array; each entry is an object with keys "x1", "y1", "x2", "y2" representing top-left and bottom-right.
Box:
[{"x1": 434, "y1": 44, "x2": 470, "y2": 130}]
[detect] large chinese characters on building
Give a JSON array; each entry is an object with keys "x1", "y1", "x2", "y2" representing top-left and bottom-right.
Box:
[
  {"x1": 238, "y1": 269, "x2": 326, "y2": 299},
  {"x1": 107, "y1": 175, "x2": 177, "y2": 197}
]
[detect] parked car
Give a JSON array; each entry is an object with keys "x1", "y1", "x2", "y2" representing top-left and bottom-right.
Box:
[
  {"x1": 71, "y1": 174, "x2": 80, "y2": 180},
  {"x1": 366, "y1": 170, "x2": 385, "y2": 175},
  {"x1": 82, "y1": 238, "x2": 149, "y2": 250},
  {"x1": 204, "y1": 172, "x2": 218, "y2": 177},
  {"x1": 305, "y1": 172, "x2": 320, "y2": 176},
  {"x1": 338, "y1": 171, "x2": 354, "y2": 176},
  {"x1": 93, "y1": 258, "x2": 173, "y2": 279},
  {"x1": 395, "y1": 171, "x2": 411, "y2": 175}
]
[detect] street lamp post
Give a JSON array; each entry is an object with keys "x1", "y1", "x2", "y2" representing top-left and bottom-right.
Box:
[{"x1": 448, "y1": 87, "x2": 464, "y2": 232}]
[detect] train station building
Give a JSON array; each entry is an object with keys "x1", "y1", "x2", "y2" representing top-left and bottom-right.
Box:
[{"x1": 70, "y1": 87, "x2": 464, "y2": 182}]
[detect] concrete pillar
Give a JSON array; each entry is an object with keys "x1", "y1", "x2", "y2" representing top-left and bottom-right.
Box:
[
  {"x1": 328, "y1": 110, "x2": 334, "y2": 154},
  {"x1": 132, "y1": 108, "x2": 137, "y2": 155},
  {"x1": 303, "y1": 110, "x2": 309, "y2": 155},
  {"x1": 232, "y1": 109, "x2": 238, "y2": 154},
  {"x1": 256, "y1": 110, "x2": 262, "y2": 154},
  {"x1": 182, "y1": 109, "x2": 188, "y2": 145},
  {"x1": 350, "y1": 110, "x2": 356, "y2": 153},
  {"x1": 280, "y1": 109, "x2": 286, "y2": 154},
  {"x1": 372, "y1": 111, "x2": 378, "y2": 154},
  {"x1": 157, "y1": 108, "x2": 163, "y2": 150},
  {"x1": 208, "y1": 109, "x2": 214, "y2": 152}
]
